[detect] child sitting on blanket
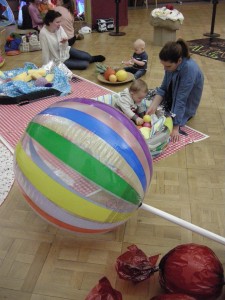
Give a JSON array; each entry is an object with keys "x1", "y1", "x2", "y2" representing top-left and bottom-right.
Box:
[{"x1": 94, "y1": 79, "x2": 149, "y2": 126}]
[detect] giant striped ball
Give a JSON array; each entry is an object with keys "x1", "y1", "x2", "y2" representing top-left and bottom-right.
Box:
[{"x1": 14, "y1": 98, "x2": 153, "y2": 233}]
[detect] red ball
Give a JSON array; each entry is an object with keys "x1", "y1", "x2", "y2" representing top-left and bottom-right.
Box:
[
  {"x1": 151, "y1": 294, "x2": 196, "y2": 300},
  {"x1": 143, "y1": 122, "x2": 151, "y2": 128},
  {"x1": 165, "y1": 4, "x2": 174, "y2": 10},
  {"x1": 159, "y1": 244, "x2": 224, "y2": 300}
]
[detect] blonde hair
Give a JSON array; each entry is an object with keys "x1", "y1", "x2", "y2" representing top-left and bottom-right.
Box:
[
  {"x1": 129, "y1": 79, "x2": 148, "y2": 93},
  {"x1": 134, "y1": 39, "x2": 145, "y2": 50}
]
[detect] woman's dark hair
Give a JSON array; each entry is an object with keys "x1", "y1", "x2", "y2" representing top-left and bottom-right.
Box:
[
  {"x1": 43, "y1": 10, "x2": 62, "y2": 25},
  {"x1": 62, "y1": 0, "x2": 75, "y2": 16},
  {"x1": 159, "y1": 38, "x2": 190, "y2": 63}
]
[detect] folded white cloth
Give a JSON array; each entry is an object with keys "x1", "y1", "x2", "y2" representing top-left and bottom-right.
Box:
[{"x1": 151, "y1": 7, "x2": 184, "y2": 24}]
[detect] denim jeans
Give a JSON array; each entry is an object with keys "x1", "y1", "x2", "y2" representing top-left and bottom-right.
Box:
[
  {"x1": 64, "y1": 48, "x2": 92, "y2": 70},
  {"x1": 124, "y1": 66, "x2": 146, "y2": 79}
]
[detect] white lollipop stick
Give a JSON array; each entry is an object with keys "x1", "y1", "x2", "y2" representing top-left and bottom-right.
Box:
[{"x1": 141, "y1": 203, "x2": 225, "y2": 246}]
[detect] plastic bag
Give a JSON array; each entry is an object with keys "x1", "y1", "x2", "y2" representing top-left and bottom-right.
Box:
[
  {"x1": 85, "y1": 277, "x2": 122, "y2": 300},
  {"x1": 159, "y1": 243, "x2": 225, "y2": 299},
  {"x1": 115, "y1": 244, "x2": 159, "y2": 283}
]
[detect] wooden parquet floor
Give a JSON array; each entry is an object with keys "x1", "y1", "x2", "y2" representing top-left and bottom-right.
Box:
[{"x1": 0, "y1": 2, "x2": 225, "y2": 299}]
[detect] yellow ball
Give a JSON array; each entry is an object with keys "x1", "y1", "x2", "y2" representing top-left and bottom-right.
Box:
[
  {"x1": 116, "y1": 70, "x2": 128, "y2": 82},
  {"x1": 143, "y1": 115, "x2": 151, "y2": 123},
  {"x1": 164, "y1": 117, "x2": 173, "y2": 133},
  {"x1": 140, "y1": 127, "x2": 151, "y2": 140}
]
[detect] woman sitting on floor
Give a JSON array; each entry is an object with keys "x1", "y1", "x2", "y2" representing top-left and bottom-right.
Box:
[
  {"x1": 28, "y1": 0, "x2": 44, "y2": 32},
  {"x1": 146, "y1": 38, "x2": 204, "y2": 142},
  {"x1": 39, "y1": 10, "x2": 105, "y2": 70},
  {"x1": 54, "y1": 0, "x2": 83, "y2": 46}
]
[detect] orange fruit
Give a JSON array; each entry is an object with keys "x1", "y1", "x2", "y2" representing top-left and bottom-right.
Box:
[{"x1": 109, "y1": 74, "x2": 117, "y2": 82}]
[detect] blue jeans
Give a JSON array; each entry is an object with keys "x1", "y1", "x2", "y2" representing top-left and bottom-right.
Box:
[
  {"x1": 124, "y1": 66, "x2": 146, "y2": 79},
  {"x1": 64, "y1": 48, "x2": 92, "y2": 70}
]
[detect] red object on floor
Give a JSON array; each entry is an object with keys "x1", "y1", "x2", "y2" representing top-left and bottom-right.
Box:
[
  {"x1": 159, "y1": 243, "x2": 225, "y2": 300},
  {"x1": 115, "y1": 244, "x2": 159, "y2": 283},
  {"x1": 85, "y1": 277, "x2": 122, "y2": 300}
]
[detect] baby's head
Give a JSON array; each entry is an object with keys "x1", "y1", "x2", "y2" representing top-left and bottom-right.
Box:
[
  {"x1": 129, "y1": 79, "x2": 148, "y2": 103},
  {"x1": 133, "y1": 39, "x2": 146, "y2": 54}
]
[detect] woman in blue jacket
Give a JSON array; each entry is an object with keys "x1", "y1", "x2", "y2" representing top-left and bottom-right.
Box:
[{"x1": 147, "y1": 38, "x2": 204, "y2": 142}]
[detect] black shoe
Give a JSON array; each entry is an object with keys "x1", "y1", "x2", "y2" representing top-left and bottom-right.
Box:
[
  {"x1": 179, "y1": 127, "x2": 188, "y2": 136},
  {"x1": 91, "y1": 55, "x2": 105, "y2": 63}
]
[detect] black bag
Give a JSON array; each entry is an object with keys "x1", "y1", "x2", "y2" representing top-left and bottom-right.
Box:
[{"x1": 96, "y1": 18, "x2": 114, "y2": 32}]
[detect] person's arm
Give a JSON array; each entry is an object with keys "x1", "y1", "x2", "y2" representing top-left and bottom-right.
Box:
[
  {"x1": 172, "y1": 64, "x2": 196, "y2": 126},
  {"x1": 117, "y1": 96, "x2": 136, "y2": 119},
  {"x1": 131, "y1": 115, "x2": 144, "y2": 125},
  {"x1": 122, "y1": 52, "x2": 135, "y2": 66},
  {"x1": 39, "y1": 30, "x2": 50, "y2": 65},
  {"x1": 146, "y1": 71, "x2": 168, "y2": 115},
  {"x1": 146, "y1": 94, "x2": 163, "y2": 115},
  {"x1": 170, "y1": 125, "x2": 180, "y2": 142},
  {"x1": 171, "y1": 63, "x2": 197, "y2": 142},
  {"x1": 132, "y1": 57, "x2": 145, "y2": 67},
  {"x1": 29, "y1": 5, "x2": 43, "y2": 25},
  {"x1": 57, "y1": 26, "x2": 69, "y2": 50},
  {"x1": 116, "y1": 92, "x2": 143, "y2": 125}
]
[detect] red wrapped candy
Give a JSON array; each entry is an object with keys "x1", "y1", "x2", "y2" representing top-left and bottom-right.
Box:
[
  {"x1": 115, "y1": 244, "x2": 159, "y2": 283},
  {"x1": 159, "y1": 243, "x2": 225, "y2": 300},
  {"x1": 85, "y1": 277, "x2": 122, "y2": 300},
  {"x1": 165, "y1": 4, "x2": 174, "y2": 10},
  {"x1": 151, "y1": 294, "x2": 196, "y2": 300}
]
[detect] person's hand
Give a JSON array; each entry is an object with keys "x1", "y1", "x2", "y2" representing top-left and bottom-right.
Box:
[
  {"x1": 60, "y1": 38, "x2": 68, "y2": 44},
  {"x1": 146, "y1": 102, "x2": 158, "y2": 115},
  {"x1": 170, "y1": 125, "x2": 180, "y2": 142},
  {"x1": 122, "y1": 59, "x2": 133, "y2": 66},
  {"x1": 136, "y1": 117, "x2": 144, "y2": 126}
]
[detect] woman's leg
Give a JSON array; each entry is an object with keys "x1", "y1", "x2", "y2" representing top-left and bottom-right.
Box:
[
  {"x1": 70, "y1": 47, "x2": 105, "y2": 63},
  {"x1": 64, "y1": 58, "x2": 89, "y2": 70},
  {"x1": 69, "y1": 47, "x2": 92, "y2": 62}
]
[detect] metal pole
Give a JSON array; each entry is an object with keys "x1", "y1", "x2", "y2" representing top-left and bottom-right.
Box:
[
  {"x1": 204, "y1": 0, "x2": 220, "y2": 37},
  {"x1": 109, "y1": 0, "x2": 126, "y2": 36}
]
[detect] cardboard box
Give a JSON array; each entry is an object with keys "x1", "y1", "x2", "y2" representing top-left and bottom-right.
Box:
[{"x1": 153, "y1": 27, "x2": 176, "y2": 46}]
